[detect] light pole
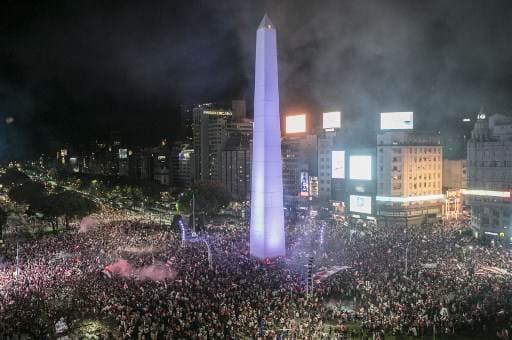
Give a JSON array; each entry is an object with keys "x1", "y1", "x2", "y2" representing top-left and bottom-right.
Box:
[
  {"x1": 192, "y1": 192, "x2": 196, "y2": 234},
  {"x1": 16, "y1": 241, "x2": 19, "y2": 283},
  {"x1": 405, "y1": 246, "x2": 408, "y2": 277},
  {"x1": 179, "y1": 220, "x2": 185, "y2": 247},
  {"x1": 203, "y1": 239, "x2": 212, "y2": 270}
]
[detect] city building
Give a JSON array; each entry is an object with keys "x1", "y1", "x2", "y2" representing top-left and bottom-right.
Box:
[
  {"x1": 220, "y1": 132, "x2": 251, "y2": 200},
  {"x1": 317, "y1": 131, "x2": 336, "y2": 200},
  {"x1": 192, "y1": 103, "x2": 232, "y2": 181},
  {"x1": 281, "y1": 134, "x2": 317, "y2": 206},
  {"x1": 317, "y1": 111, "x2": 345, "y2": 202},
  {"x1": 465, "y1": 113, "x2": 512, "y2": 243},
  {"x1": 129, "y1": 148, "x2": 154, "y2": 180},
  {"x1": 170, "y1": 141, "x2": 194, "y2": 190},
  {"x1": 180, "y1": 104, "x2": 194, "y2": 138},
  {"x1": 282, "y1": 137, "x2": 311, "y2": 207},
  {"x1": 377, "y1": 131, "x2": 444, "y2": 225},
  {"x1": 152, "y1": 142, "x2": 171, "y2": 186},
  {"x1": 227, "y1": 119, "x2": 253, "y2": 137}
]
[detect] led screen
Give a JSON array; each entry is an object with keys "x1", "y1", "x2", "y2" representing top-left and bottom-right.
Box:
[
  {"x1": 350, "y1": 195, "x2": 372, "y2": 214},
  {"x1": 300, "y1": 171, "x2": 309, "y2": 197},
  {"x1": 380, "y1": 112, "x2": 413, "y2": 130},
  {"x1": 285, "y1": 114, "x2": 306, "y2": 134},
  {"x1": 323, "y1": 111, "x2": 341, "y2": 129},
  {"x1": 349, "y1": 155, "x2": 372, "y2": 180},
  {"x1": 332, "y1": 151, "x2": 345, "y2": 179}
]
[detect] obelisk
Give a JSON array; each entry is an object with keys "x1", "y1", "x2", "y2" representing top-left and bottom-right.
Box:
[{"x1": 250, "y1": 14, "x2": 286, "y2": 258}]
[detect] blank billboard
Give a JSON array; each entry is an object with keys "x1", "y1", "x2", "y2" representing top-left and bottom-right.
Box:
[
  {"x1": 286, "y1": 114, "x2": 306, "y2": 134},
  {"x1": 323, "y1": 111, "x2": 341, "y2": 129},
  {"x1": 332, "y1": 150, "x2": 345, "y2": 179},
  {"x1": 349, "y1": 155, "x2": 372, "y2": 180},
  {"x1": 380, "y1": 112, "x2": 413, "y2": 130},
  {"x1": 350, "y1": 195, "x2": 372, "y2": 215}
]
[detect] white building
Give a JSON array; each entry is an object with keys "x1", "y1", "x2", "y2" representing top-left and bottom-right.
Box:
[{"x1": 377, "y1": 131, "x2": 443, "y2": 224}]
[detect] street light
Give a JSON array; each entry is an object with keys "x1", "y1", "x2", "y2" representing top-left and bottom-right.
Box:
[{"x1": 405, "y1": 246, "x2": 408, "y2": 277}]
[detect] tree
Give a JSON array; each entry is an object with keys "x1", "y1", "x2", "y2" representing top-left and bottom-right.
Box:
[
  {"x1": 182, "y1": 181, "x2": 232, "y2": 217},
  {"x1": 0, "y1": 168, "x2": 30, "y2": 187},
  {"x1": 31, "y1": 194, "x2": 61, "y2": 232},
  {"x1": 32, "y1": 191, "x2": 98, "y2": 230},
  {"x1": 0, "y1": 205, "x2": 7, "y2": 239},
  {"x1": 52, "y1": 190, "x2": 98, "y2": 228},
  {"x1": 8, "y1": 181, "x2": 47, "y2": 205}
]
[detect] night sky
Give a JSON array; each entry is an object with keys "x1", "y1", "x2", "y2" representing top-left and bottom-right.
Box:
[{"x1": 1, "y1": 0, "x2": 512, "y2": 158}]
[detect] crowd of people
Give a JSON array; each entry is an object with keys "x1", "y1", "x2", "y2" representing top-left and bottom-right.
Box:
[{"x1": 0, "y1": 206, "x2": 511, "y2": 339}]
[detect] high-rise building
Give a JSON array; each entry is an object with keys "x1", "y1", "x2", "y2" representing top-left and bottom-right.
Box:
[
  {"x1": 250, "y1": 15, "x2": 285, "y2": 258},
  {"x1": 129, "y1": 148, "x2": 154, "y2": 180},
  {"x1": 231, "y1": 100, "x2": 247, "y2": 121},
  {"x1": 282, "y1": 135, "x2": 317, "y2": 207},
  {"x1": 192, "y1": 103, "x2": 232, "y2": 181},
  {"x1": 227, "y1": 119, "x2": 253, "y2": 137},
  {"x1": 180, "y1": 104, "x2": 194, "y2": 138},
  {"x1": 465, "y1": 113, "x2": 512, "y2": 242},
  {"x1": 152, "y1": 143, "x2": 171, "y2": 186},
  {"x1": 220, "y1": 132, "x2": 251, "y2": 200},
  {"x1": 170, "y1": 141, "x2": 194, "y2": 190},
  {"x1": 317, "y1": 131, "x2": 336, "y2": 200},
  {"x1": 376, "y1": 131, "x2": 444, "y2": 225}
]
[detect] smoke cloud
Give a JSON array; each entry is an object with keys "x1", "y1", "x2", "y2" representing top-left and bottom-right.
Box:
[
  {"x1": 104, "y1": 258, "x2": 176, "y2": 282},
  {"x1": 1, "y1": 0, "x2": 512, "y2": 152}
]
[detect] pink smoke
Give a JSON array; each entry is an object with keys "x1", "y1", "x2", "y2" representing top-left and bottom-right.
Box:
[
  {"x1": 104, "y1": 259, "x2": 133, "y2": 278},
  {"x1": 104, "y1": 259, "x2": 176, "y2": 282},
  {"x1": 79, "y1": 216, "x2": 98, "y2": 233},
  {"x1": 138, "y1": 264, "x2": 177, "y2": 281}
]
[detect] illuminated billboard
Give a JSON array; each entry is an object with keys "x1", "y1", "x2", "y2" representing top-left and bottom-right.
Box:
[
  {"x1": 300, "y1": 171, "x2": 309, "y2": 197},
  {"x1": 349, "y1": 155, "x2": 372, "y2": 180},
  {"x1": 323, "y1": 111, "x2": 341, "y2": 129},
  {"x1": 118, "y1": 149, "x2": 128, "y2": 159},
  {"x1": 350, "y1": 195, "x2": 372, "y2": 215},
  {"x1": 461, "y1": 189, "x2": 510, "y2": 198},
  {"x1": 332, "y1": 151, "x2": 345, "y2": 179},
  {"x1": 285, "y1": 114, "x2": 306, "y2": 134},
  {"x1": 380, "y1": 112, "x2": 413, "y2": 130}
]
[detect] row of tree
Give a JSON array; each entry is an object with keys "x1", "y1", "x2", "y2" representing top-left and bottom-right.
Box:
[
  {"x1": 177, "y1": 180, "x2": 232, "y2": 217},
  {"x1": 54, "y1": 171, "x2": 165, "y2": 207},
  {"x1": 1, "y1": 168, "x2": 98, "y2": 235}
]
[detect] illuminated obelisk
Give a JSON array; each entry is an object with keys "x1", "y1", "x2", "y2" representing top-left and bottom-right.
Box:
[{"x1": 250, "y1": 14, "x2": 285, "y2": 258}]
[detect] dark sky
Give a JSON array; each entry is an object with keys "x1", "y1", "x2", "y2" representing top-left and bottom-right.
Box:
[{"x1": 1, "y1": 0, "x2": 512, "y2": 158}]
